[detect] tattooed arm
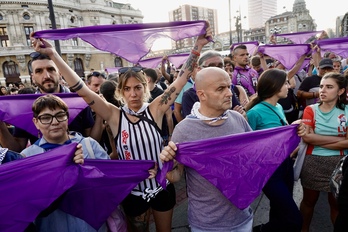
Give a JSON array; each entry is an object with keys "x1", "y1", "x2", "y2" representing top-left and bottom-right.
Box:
[{"x1": 150, "y1": 22, "x2": 213, "y2": 120}]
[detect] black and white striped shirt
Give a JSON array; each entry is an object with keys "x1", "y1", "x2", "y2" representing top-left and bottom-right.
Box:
[{"x1": 116, "y1": 107, "x2": 163, "y2": 193}]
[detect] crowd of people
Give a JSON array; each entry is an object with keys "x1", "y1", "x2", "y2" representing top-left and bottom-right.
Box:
[{"x1": 0, "y1": 22, "x2": 348, "y2": 232}]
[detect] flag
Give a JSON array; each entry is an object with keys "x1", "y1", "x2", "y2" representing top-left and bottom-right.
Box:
[
  {"x1": 158, "y1": 125, "x2": 300, "y2": 210},
  {"x1": 0, "y1": 93, "x2": 88, "y2": 136},
  {"x1": 257, "y1": 44, "x2": 311, "y2": 70},
  {"x1": 33, "y1": 21, "x2": 207, "y2": 64}
]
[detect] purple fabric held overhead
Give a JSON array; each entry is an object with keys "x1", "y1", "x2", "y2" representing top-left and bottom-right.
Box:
[
  {"x1": 138, "y1": 53, "x2": 190, "y2": 69},
  {"x1": 0, "y1": 93, "x2": 88, "y2": 136},
  {"x1": 60, "y1": 159, "x2": 154, "y2": 229},
  {"x1": 158, "y1": 125, "x2": 300, "y2": 210},
  {"x1": 0, "y1": 143, "x2": 155, "y2": 230},
  {"x1": 230, "y1": 41, "x2": 259, "y2": 55},
  {"x1": 33, "y1": 21, "x2": 207, "y2": 64},
  {"x1": 257, "y1": 44, "x2": 311, "y2": 70},
  {"x1": 316, "y1": 37, "x2": 348, "y2": 58},
  {"x1": 276, "y1": 31, "x2": 323, "y2": 44}
]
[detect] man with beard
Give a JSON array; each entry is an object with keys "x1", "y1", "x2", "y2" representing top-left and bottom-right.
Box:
[{"x1": 0, "y1": 53, "x2": 94, "y2": 152}]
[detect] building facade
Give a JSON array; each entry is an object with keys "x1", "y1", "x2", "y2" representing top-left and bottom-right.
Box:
[
  {"x1": 248, "y1": 0, "x2": 277, "y2": 29},
  {"x1": 0, "y1": 0, "x2": 143, "y2": 86},
  {"x1": 168, "y1": 4, "x2": 218, "y2": 51}
]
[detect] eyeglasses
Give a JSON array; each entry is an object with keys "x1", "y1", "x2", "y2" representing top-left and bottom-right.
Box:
[
  {"x1": 87, "y1": 71, "x2": 106, "y2": 79},
  {"x1": 202, "y1": 63, "x2": 224, "y2": 69},
  {"x1": 37, "y1": 111, "x2": 69, "y2": 125},
  {"x1": 118, "y1": 66, "x2": 143, "y2": 75}
]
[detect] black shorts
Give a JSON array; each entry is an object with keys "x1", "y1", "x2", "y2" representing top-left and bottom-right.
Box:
[{"x1": 122, "y1": 184, "x2": 176, "y2": 217}]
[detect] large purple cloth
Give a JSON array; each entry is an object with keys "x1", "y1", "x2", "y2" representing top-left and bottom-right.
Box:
[
  {"x1": 0, "y1": 143, "x2": 79, "y2": 232},
  {"x1": 33, "y1": 21, "x2": 207, "y2": 64},
  {"x1": 315, "y1": 37, "x2": 348, "y2": 58},
  {"x1": 257, "y1": 44, "x2": 311, "y2": 70},
  {"x1": 276, "y1": 31, "x2": 323, "y2": 44},
  {"x1": 158, "y1": 125, "x2": 300, "y2": 210},
  {"x1": 60, "y1": 159, "x2": 154, "y2": 230},
  {"x1": 230, "y1": 41, "x2": 259, "y2": 55},
  {"x1": 0, "y1": 143, "x2": 154, "y2": 231},
  {"x1": 0, "y1": 93, "x2": 88, "y2": 136},
  {"x1": 138, "y1": 53, "x2": 190, "y2": 69}
]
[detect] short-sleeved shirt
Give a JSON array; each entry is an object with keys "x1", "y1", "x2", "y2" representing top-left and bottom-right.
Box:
[
  {"x1": 175, "y1": 78, "x2": 194, "y2": 104},
  {"x1": 247, "y1": 101, "x2": 286, "y2": 130},
  {"x1": 302, "y1": 104, "x2": 348, "y2": 156},
  {"x1": 298, "y1": 75, "x2": 321, "y2": 106},
  {"x1": 232, "y1": 66, "x2": 259, "y2": 96}
]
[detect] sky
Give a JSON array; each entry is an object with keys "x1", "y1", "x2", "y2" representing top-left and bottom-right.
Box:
[{"x1": 119, "y1": 0, "x2": 347, "y2": 49}]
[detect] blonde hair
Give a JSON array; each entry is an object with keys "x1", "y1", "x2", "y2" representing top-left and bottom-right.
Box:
[{"x1": 116, "y1": 70, "x2": 150, "y2": 104}]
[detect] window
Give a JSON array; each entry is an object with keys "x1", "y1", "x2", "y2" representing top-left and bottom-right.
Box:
[
  {"x1": 0, "y1": 14, "x2": 3, "y2": 20},
  {"x1": 24, "y1": 26, "x2": 34, "y2": 46},
  {"x1": 70, "y1": 16, "x2": 75, "y2": 24},
  {"x1": 72, "y1": 37, "x2": 78, "y2": 46},
  {"x1": 23, "y1": 13, "x2": 30, "y2": 20},
  {"x1": 0, "y1": 27, "x2": 9, "y2": 47},
  {"x1": 3, "y1": 61, "x2": 21, "y2": 84},
  {"x1": 74, "y1": 58, "x2": 85, "y2": 77},
  {"x1": 114, "y1": 57, "x2": 122, "y2": 67}
]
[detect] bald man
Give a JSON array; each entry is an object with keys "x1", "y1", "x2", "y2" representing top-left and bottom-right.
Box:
[{"x1": 160, "y1": 67, "x2": 253, "y2": 232}]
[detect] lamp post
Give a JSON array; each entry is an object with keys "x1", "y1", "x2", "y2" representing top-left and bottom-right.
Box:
[
  {"x1": 270, "y1": 25, "x2": 282, "y2": 35},
  {"x1": 234, "y1": 9, "x2": 246, "y2": 43},
  {"x1": 47, "y1": 0, "x2": 61, "y2": 56},
  {"x1": 228, "y1": 0, "x2": 232, "y2": 46}
]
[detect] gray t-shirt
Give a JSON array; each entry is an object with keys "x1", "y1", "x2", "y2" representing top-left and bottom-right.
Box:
[{"x1": 172, "y1": 110, "x2": 253, "y2": 231}]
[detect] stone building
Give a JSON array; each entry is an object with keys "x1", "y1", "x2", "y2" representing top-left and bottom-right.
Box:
[{"x1": 0, "y1": 0, "x2": 143, "y2": 86}]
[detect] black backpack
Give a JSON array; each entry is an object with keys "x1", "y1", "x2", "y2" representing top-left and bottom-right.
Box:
[{"x1": 330, "y1": 155, "x2": 348, "y2": 200}]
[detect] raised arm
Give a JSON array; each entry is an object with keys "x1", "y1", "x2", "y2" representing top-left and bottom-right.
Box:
[
  {"x1": 160, "y1": 56, "x2": 172, "y2": 84},
  {"x1": 149, "y1": 23, "x2": 213, "y2": 120},
  {"x1": 30, "y1": 33, "x2": 119, "y2": 135}
]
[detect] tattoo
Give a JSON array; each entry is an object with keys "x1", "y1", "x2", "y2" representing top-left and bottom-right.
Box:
[
  {"x1": 87, "y1": 100, "x2": 95, "y2": 106},
  {"x1": 70, "y1": 80, "x2": 84, "y2": 92},
  {"x1": 159, "y1": 87, "x2": 176, "y2": 105},
  {"x1": 127, "y1": 209, "x2": 150, "y2": 232}
]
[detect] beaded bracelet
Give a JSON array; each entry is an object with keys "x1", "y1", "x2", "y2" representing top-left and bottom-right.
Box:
[{"x1": 191, "y1": 49, "x2": 200, "y2": 57}]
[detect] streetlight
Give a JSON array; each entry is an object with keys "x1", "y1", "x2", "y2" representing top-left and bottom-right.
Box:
[
  {"x1": 228, "y1": 0, "x2": 232, "y2": 46},
  {"x1": 234, "y1": 9, "x2": 246, "y2": 43},
  {"x1": 47, "y1": 0, "x2": 61, "y2": 56}
]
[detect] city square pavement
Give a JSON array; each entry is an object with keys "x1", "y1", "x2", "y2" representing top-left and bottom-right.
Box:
[{"x1": 150, "y1": 178, "x2": 333, "y2": 231}]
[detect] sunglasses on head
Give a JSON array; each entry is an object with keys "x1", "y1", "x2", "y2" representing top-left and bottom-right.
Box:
[
  {"x1": 88, "y1": 71, "x2": 106, "y2": 79},
  {"x1": 118, "y1": 66, "x2": 143, "y2": 75},
  {"x1": 30, "y1": 52, "x2": 50, "y2": 61}
]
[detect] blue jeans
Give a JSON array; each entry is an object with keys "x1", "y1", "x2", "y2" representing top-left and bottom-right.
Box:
[{"x1": 261, "y1": 157, "x2": 302, "y2": 232}]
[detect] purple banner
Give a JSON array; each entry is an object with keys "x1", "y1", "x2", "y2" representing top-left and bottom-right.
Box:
[
  {"x1": 276, "y1": 31, "x2": 323, "y2": 44},
  {"x1": 316, "y1": 36, "x2": 348, "y2": 58}
]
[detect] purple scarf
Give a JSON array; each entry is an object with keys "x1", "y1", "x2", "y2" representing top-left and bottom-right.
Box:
[
  {"x1": 157, "y1": 125, "x2": 300, "y2": 210},
  {"x1": 33, "y1": 21, "x2": 207, "y2": 64},
  {"x1": 257, "y1": 44, "x2": 311, "y2": 70},
  {"x1": 230, "y1": 41, "x2": 259, "y2": 54},
  {"x1": 0, "y1": 143, "x2": 154, "y2": 231},
  {"x1": 276, "y1": 31, "x2": 323, "y2": 44},
  {"x1": 138, "y1": 53, "x2": 190, "y2": 69},
  {"x1": 315, "y1": 37, "x2": 348, "y2": 58},
  {"x1": 0, "y1": 93, "x2": 88, "y2": 136}
]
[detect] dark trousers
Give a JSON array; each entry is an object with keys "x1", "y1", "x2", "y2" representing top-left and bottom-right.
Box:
[{"x1": 262, "y1": 157, "x2": 303, "y2": 232}]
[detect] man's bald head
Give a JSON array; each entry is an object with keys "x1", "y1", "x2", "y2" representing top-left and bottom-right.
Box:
[{"x1": 195, "y1": 67, "x2": 229, "y2": 91}]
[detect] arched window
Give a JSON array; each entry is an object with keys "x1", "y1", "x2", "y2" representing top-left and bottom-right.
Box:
[
  {"x1": 114, "y1": 57, "x2": 123, "y2": 67},
  {"x1": 23, "y1": 13, "x2": 30, "y2": 20},
  {"x1": 74, "y1": 58, "x2": 85, "y2": 77},
  {"x1": 3, "y1": 61, "x2": 21, "y2": 85}
]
